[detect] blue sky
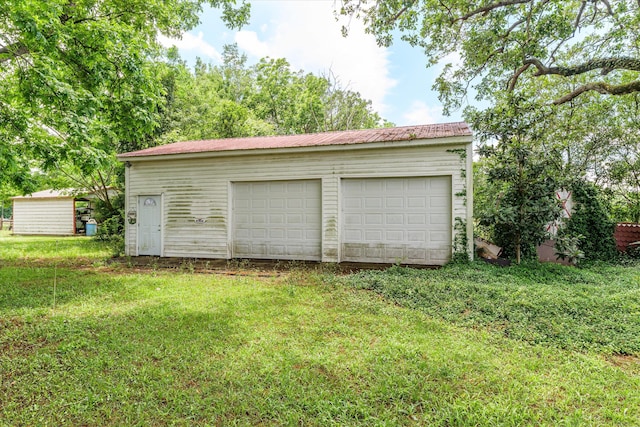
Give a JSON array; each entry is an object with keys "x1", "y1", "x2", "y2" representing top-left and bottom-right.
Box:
[{"x1": 158, "y1": 0, "x2": 465, "y2": 126}]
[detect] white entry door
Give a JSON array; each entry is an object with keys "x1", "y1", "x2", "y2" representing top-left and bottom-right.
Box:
[
  {"x1": 232, "y1": 180, "x2": 322, "y2": 260},
  {"x1": 138, "y1": 195, "x2": 162, "y2": 256},
  {"x1": 341, "y1": 176, "x2": 452, "y2": 265}
]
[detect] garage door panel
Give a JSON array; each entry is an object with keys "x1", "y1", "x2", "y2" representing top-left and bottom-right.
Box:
[
  {"x1": 386, "y1": 214, "x2": 403, "y2": 224},
  {"x1": 386, "y1": 230, "x2": 405, "y2": 241},
  {"x1": 407, "y1": 197, "x2": 426, "y2": 208},
  {"x1": 341, "y1": 176, "x2": 451, "y2": 265},
  {"x1": 270, "y1": 199, "x2": 285, "y2": 209},
  {"x1": 386, "y1": 197, "x2": 404, "y2": 208},
  {"x1": 430, "y1": 213, "x2": 450, "y2": 225},
  {"x1": 408, "y1": 231, "x2": 426, "y2": 242},
  {"x1": 233, "y1": 180, "x2": 321, "y2": 261},
  {"x1": 407, "y1": 214, "x2": 426, "y2": 225},
  {"x1": 365, "y1": 198, "x2": 383, "y2": 208}
]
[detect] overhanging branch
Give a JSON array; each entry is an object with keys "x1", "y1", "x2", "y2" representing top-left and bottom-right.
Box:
[
  {"x1": 524, "y1": 57, "x2": 640, "y2": 77},
  {"x1": 553, "y1": 80, "x2": 640, "y2": 104},
  {"x1": 455, "y1": 0, "x2": 532, "y2": 22},
  {"x1": 0, "y1": 42, "x2": 28, "y2": 63}
]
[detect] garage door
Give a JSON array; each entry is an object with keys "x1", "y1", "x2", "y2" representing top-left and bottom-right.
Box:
[
  {"x1": 341, "y1": 176, "x2": 451, "y2": 265},
  {"x1": 232, "y1": 180, "x2": 322, "y2": 260}
]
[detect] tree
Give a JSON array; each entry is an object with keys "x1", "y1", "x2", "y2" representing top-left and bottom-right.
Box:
[
  {"x1": 339, "y1": 0, "x2": 640, "y2": 110},
  {"x1": 474, "y1": 71, "x2": 640, "y2": 224},
  {"x1": 159, "y1": 49, "x2": 389, "y2": 141},
  {"x1": 0, "y1": 0, "x2": 250, "y2": 194},
  {"x1": 470, "y1": 95, "x2": 561, "y2": 263},
  {"x1": 318, "y1": 70, "x2": 391, "y2": 131}
]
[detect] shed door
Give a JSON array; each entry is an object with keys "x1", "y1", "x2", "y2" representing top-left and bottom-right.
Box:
[
  {"x1": 232, "y1": 180, "x2": 321, "y2": 260},
  {"x1": 341, "y1": 177, "x2": 452, "y2": 265},
  {"x1": 138, "y1": 195, "x2": 162, "y2": 256}
]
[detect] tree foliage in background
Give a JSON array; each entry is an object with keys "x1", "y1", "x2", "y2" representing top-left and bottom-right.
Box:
[
  {"x1": 339, "y1": 0, "x2": 640, "y2": 110},
  {"x1": 470, "y1": 96, "x2": 561, "y2": 263},
  {"x1": 483, "y1": 71, "x2": 640, "y2": 225},
  {"x1": 0, "y1": 0, "x2": 249, "y2": 195},
  {"x1": 159, "y1": 45, "x2": 389, "y2": 142}
]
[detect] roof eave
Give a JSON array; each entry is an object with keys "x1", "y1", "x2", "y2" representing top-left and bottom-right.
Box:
[{"x1": 117, "y1": 135, "x2": 473, "y2": 163}]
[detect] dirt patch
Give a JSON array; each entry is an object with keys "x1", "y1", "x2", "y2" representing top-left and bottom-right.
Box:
[
  {"x1": 606, "y1": 354, "x2": 640, "y2": 372},
  {"x1": 107, "y1": 256, "x2": 440, "y2": 275}
]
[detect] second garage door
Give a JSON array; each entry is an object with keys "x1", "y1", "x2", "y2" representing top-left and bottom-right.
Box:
[
  {"x1": 341, "y1": 176, "x2": 452, "y2": 265},
  {"x1": 232, "y1": 180, "x2": 322, "y2": 260}
]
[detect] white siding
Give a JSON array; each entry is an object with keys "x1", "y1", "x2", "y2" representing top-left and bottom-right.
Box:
[
  {"x1": 124, "y1": 142, "x2": 471, "y2": 264},
  {"x1": 12, "y1": 198, "x2": 75, "y2": 235}
]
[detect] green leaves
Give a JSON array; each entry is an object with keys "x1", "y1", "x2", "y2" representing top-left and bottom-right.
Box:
[
  {"x1": 339, "y1": 0, "x2": 640, "y2": 107},
  {"x1": 158, "y1": 49, "x2": 388, "y2": 142},
  {"x1": 471, "y1": 94, "x2": 562, "y2": 262},
  {"x1": 0, "y1": 0, "x2": 248, "y2": 193}
]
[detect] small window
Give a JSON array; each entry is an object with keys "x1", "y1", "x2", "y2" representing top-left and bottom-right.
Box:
[{"x1": 144, "y1": 198, "x2": 156, "y2": 206}]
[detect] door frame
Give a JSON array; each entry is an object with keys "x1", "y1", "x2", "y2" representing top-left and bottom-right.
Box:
[{"x1": 136, "y1": 194, "x2": 163, "y2": 257}]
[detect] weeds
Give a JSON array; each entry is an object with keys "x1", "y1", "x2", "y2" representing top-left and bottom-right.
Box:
[{"x1": 340, "y1": 261, "x2": 640, "y2": 354}]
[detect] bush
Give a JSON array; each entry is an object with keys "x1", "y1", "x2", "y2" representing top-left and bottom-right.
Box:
[
  {"x1": 93, "y1": 193, "x2": 125, "y2": 257},
  {"x1": 558, "y1": 181, "x2": 617, "y2": 261}
]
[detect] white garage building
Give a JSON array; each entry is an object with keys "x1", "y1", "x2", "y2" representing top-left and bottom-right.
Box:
[{"x1": 118, "y1": 123, "x2": 473, "y2": 265}]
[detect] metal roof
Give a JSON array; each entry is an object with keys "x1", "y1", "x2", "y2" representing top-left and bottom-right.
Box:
[
  {"x1": 119, "y1": 122, "x2": 472, "y2": 159},
  {"x1": 11, "y1": 189, "x2": 76, "y2": 200}
]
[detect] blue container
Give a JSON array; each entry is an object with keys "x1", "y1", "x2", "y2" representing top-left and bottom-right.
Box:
[{"x1": 86, "y1": 220, "x2": 97, "y2": 236}]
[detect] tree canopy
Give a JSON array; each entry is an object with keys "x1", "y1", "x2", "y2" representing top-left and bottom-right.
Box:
[
  {"x1": 0, "y1": 0, "x2": 249, "y2": 194},
  {"x1": 339, "y1": 0, "x2": 640, "y2": 110},
  {"x1": 155, "y1": 45, "x2": 390, "y2": 143}
]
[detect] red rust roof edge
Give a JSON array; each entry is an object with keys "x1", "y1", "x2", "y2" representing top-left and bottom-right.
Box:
[{"x1": 119, "y1": 122, "x2": 472, "y2": 159}]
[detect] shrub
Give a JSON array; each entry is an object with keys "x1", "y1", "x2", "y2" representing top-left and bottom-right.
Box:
[
  {"x1": 93, "y1": 193, "x2": 125, "y2": 256},
  {"x1": 558, "y1": 181, "x2": 617, "y2": 261}
]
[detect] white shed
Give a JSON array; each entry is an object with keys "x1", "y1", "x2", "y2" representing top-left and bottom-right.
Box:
[
  {"x1": 118, "y1": 123, "x2": 474, "y2": 265},
  {"x1": 11, "y1": 189, "x2": 100, "y2": 235}
]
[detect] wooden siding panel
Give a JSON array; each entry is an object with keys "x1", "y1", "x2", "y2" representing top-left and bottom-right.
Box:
[
  {"x1": 125, "y1": 143, "x2": 471, "y2": 262},
  {"x1": 13, "y1": 199, "x2": 75, "y2": 235}
]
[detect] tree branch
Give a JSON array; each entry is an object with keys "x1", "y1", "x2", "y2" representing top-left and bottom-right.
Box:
[
  {"x1": 599, "y1": 0, "x2": 614, "y2": 16},
  {"x1": 574, "y1": 1, "x2": 587, "y2": 31},
  {"x1": 455, "y1": 0, "x2": 532, "y2": 22},
  {"x1": 385, "y1": 0, "x2": 417, "y2": 24},
  {"x1": 508, "y1": 62, "x2": 531, "y2": 91},
  {"x1": 0, "y1": 42, "x2": 28, "y2": 63},
  {"x1": 525, "y1": 57, "x2": 640, "y2": 77},
  {"x1": 553, "y1": 80, "x2": 640, "y2": 104}
]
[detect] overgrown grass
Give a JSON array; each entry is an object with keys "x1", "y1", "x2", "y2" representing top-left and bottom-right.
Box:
[
  {"x1": 1, "y1": 236, "x2": 639, "y2": 425},
  {"x1": 340, "y1": 262, "x2": 640, "y2": 355}
]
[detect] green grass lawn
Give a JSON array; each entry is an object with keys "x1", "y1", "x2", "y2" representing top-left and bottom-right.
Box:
[{"x1": 1, "y1": 235, "x2": 639, "y2": 426}]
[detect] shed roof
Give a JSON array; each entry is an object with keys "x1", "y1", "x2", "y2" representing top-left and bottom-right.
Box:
[
  {"x1": 11, "y1": 187, "x2": 115, "y2": 200},
  {"x1": 11, "y1": 189, "x2": 76, "y2": 200},
  {"x1": 119, "y1": 122, "x2": 472, "y2": 159}
]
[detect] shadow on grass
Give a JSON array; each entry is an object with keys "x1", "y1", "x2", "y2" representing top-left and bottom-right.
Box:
[{"x1": 0, "y1": 235, "x2": 110, "y2": 263}]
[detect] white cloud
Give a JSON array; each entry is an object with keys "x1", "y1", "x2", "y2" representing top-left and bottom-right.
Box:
[
  {"x1": 401, "y1": 101, "x2": 444, "y2": 125},
  {"x1": 158, "y1": 31, "x2": 221, "y2": 62},
  {"x1": 235, "y1": 30, "x2": 271, "y2": 58},
  {"x1": 234, "y1": 1, "x2": 396, "y2": 116}
]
